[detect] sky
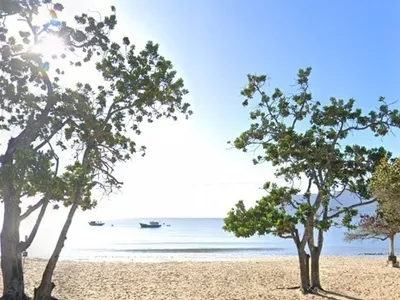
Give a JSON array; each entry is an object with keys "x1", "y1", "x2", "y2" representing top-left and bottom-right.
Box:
[{"x1": 2, "y1": 0, "x2": 400, "y2": 244}]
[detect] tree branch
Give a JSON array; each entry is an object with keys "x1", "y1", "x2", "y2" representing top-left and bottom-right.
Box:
[
  {"x1": 342, "y1": 119, "x2": 399, "y2": 136},
  {"x1": 6, "y1": 73, "x2": 54, "y2": 155},
  {"x1": 310, "y1": 167, "x2": 321, "y2": 189},
  {"x1": 329, "y1": 185, "x2": 346, "y2": 206},
  {"x1": 318, "y1": 206, "x2": 328, "y2": 250},
  {"x1": 300, "y1": 228, "x2": 308, "y2": 249},
  {"x1": 344, "y1": 231, "x2": 389, "y2": 242},
  {"x1": 20, "y1": 191, "x2": 29, "y2": 198},
  {"x1": 290, "y1": 81, "x2": 308, "y2": 129},
  {"x1": 20, "y1": 197, "x2": 45, "y2": 221},
  {"x1": 34, "y1": 118, "x2": 70, "y2": 151},
  {"x1": 327, "y1": 198, "x2": 377, "y2": 220},
  {"x1": 24, "y1": 10, "x2": 39, "y2": 44},
  {"x1": 304, "y1": 178, "x2": 312, "y2": 205},
  {"x1": 94, "y1": 165, "x2": 122, "y2": 186},
  {"x1": 257, "y1": 88, "x2": 280, "y2": 126},
  {"x1": 331, "y1": 118, "x2": 345, "y2": 149},
  {"x1": 278, "y1": 234, "x2": 293, "y2": 239},
  {"x1": 19, "y1": 195, "x2": 49, "y2": 251},
  {"x1": 20, "y1": 142, "x2": 60, "y2": 250}
]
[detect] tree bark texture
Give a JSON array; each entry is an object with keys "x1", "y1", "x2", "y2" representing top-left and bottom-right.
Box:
[
  {"x1": 388, "y1": 234, "x2": 397, "y2": 267},
  {"x1": 310, "y1": 247, "x2": 322, "y2": 290},
  {"x1": 1, "y1": 152, "x2": 27, "y2": 300},
  {"x1": 0, "y1": 200, "x2": 26, "y2": 300},
  {"x1": 308, "y1": 217, "x2": 324, "y2": 291},
  {"x1": 297, "y1": 249, "x2": 310, "y2": 294}
]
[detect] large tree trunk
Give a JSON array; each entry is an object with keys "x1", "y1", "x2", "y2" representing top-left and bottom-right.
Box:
[
  {"x1": 0, "y1": 198, "x2": 26, "y2": 300},
  {"x1": 297, "y1": 248, "x2": 310, "y2": 294},
  {"x1": 33, "y1": 203, "x2": 78, "y2": 300},
  {"x1": 0, "y1": 149, "x2": 27, "y2": 300},
  {"x1": 1, "y1": 73, "x2": 56, "y2": 300}
]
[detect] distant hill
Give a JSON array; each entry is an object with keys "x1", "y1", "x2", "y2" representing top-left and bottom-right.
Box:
[{"x1": 291, "y1": 190, "x2": 376, "y2": 217}]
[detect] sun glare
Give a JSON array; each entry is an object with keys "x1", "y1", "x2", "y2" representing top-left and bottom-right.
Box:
[{"x1": 31, "y1": 34, "x2": 66, "y2": 60}]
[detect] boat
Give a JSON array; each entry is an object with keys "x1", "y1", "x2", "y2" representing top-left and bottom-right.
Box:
[
  {"x1": 88, "y1": 221, "x2": 105, "y2": 226},
  {"x1": 139, "y1": 221, "x2": 161, "y2": 228}
]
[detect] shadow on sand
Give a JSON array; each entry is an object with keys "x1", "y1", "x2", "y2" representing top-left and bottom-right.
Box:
[
  {"x1": 313, "y1": 290, "x2": 363, "y2": 300},
  {"x1": 276, "y1": 287, "x2": 363, "y2": 300}
]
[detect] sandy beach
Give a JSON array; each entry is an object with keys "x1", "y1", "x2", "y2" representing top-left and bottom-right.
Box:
[{"x1": 4, "y1": 256, "x2": 400, "y2": 300}]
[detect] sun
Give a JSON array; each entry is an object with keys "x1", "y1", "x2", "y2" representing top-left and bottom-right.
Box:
[{"x1": 31, "y1": 34, "x2": 66, "y2": 60}]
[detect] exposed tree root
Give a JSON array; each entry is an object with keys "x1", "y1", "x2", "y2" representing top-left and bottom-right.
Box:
[
  {"x1": 276, "y1": 286, "x2": 301, "y2": 290},
  {"x1": 311, "y1": 286, "x2": 325, "y2": 292}
]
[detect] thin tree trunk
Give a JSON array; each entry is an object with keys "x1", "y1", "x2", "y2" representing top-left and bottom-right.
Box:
[
  {"x1": 389, "y1": 235, "x2": 395, "y2": 257},
  {"x1": 306, "y1": 218, "x2": 321, "y2": 291},
  {"x1": 310, "y1": 247, "x2": 322, "y2": 290},
  {"x1": 388, "y1": 234, "x2": 397, "y2": 266},
  {"x1": 304, "y1": 186, "x2": 326, "y2": 292},
  {"x1": 33, "y1": 203, "x2": 79, "y2": 300},
  {"x1": 34, "y1": 146, "x2": 91, "y2": 300},
  {"x1": 309, "y1": 225, "x2": 324, "y2": 291},
  {"x1": 292, "y1": 227, "x2": 310, "y2": 293},
  {"x1": 20, "y1": 197, "x2": 49, "y2": 252},
  {"x1": 297, "y1": 248, "x2": 310, "y2": 294}
]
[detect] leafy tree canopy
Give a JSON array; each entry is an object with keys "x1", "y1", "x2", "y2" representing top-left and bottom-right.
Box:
[
  {"x1": 370, "y1": 157, "x2": 400, "y2": 232},
  {"x1": 344, "y1": 213, "x2": 400, "y2": 242},
  {"x1": 0, "y1": 0, "x2": 193, "y2": 211},
  {"x1": 225, "y1": 67, "x2": 400, "y2": 242}
]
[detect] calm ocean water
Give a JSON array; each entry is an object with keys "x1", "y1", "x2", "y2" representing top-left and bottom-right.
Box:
[{"x1": 51, "y1": 218, "x2": 399, "y2": 262}]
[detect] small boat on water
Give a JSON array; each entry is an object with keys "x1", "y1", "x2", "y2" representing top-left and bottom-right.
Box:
[
  {"x1": 88, "y1": 221, "x2": 105, "y2": 226},
  {"x1": 139, "y1": 221, "x2": 161, "y2": 228}
]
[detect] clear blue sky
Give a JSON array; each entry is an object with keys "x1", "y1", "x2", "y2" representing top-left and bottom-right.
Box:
[{"x1": 117, "y1": 0, "x2": 400, "y2": 150}]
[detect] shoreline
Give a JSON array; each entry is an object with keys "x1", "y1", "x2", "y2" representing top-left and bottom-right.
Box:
[
  {"x1": 21, "y1": 252, "x2": 389, "y2": 264},
  {"x1": 7, "y1": 256, "x2": 399, "y2": 299},
  {"x1": 22, "y1": 254, "x2": 389, "y2": 267}
]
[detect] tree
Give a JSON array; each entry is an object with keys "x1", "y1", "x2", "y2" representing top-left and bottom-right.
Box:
[
  {"x1": 370, "y1": 157, "x2": 400, "y2": 227},
  {"x1": 366, "y1": 157, "x2": 400, "y2": 265},
  {"x1": 0, "y1": 1, "x2": 192, "y2": 299},
  {"x1": 344, "y1": 212, "x2": 400, "y2": 266},
  {"x1": 0, "y1": 1, "x2": 118, "y2": 298},
  {"x1": 223, "y1": 67, "x2": 400, "y2": 293},
  {"x1": 34, "y1": 38, "x2": 192, "y2": 300},
  {"x1": 224, "y1": 185, "x2": 312, "y2": 291}
]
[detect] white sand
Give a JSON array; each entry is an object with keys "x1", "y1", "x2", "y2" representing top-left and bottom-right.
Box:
[{"x1": 3, "y1": 256, "x2": 400, "y2": 299}]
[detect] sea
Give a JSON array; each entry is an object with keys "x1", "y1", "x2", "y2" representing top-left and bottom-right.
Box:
[{"x1": 46, "y1": 218, "x2": 398, "y2": 262}]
